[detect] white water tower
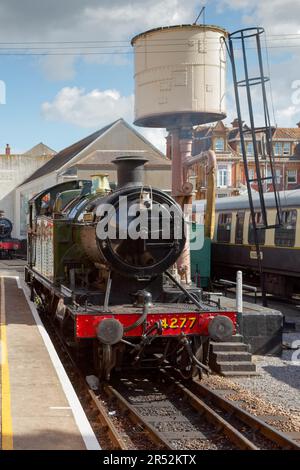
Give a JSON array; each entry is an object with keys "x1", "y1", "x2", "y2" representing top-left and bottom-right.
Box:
[
  {"x1": 131, "y1": 24, "x2": 228, "y2": 282},
  {"x1": 131, "y1": 24, "x2": 227, "y2": 129}
]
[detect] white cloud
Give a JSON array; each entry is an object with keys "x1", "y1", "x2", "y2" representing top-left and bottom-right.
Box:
[
  {"x1": 219, "y1": 0, "x2": 300, "y2": 127},
  {"x1": 137, "y1": 127, "x2": 167, "y2": 154},
  {"x1": 0, "y1": 0, "x2": 199, "y2": 80},
  {"x1": 39, "y1": 55, "x2": 77, "y2": 81},
  {"x1": 41, "y1": 86, "x2": 134, "y2": 127},
  {"x1": 41, "y1": 85, "x2": 167, "y2": 153}
]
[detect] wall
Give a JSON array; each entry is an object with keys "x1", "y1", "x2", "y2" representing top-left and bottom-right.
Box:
[
  {"x1": 0, "y1": 154, "x2": 52, "y2": 202},
  {"x1": 13, "y1": 173, "x2": 56, "y2": 238},
  {"x1": 0, "y1": 153, "x2": 53, "y2": 235},
  {"x1": 76, "y1": 166, "x2": 171, "y2": 191}
]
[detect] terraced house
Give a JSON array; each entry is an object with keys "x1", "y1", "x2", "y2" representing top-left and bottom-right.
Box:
[{"x1": 184, "y1": 119, "x2": 300, "y2": 198}]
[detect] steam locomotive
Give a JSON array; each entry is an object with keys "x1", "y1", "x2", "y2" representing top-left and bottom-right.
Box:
[
  {"x1": 25, "y1": 156, "x2": 237, "y2": 380},
  {"x1": 0, "y1": 214, "x2": 22, "y2": 258}
]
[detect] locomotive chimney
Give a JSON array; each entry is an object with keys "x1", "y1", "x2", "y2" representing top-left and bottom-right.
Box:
[{"x1": 113, "y1": 155, "x2": 148, "y2": 188}]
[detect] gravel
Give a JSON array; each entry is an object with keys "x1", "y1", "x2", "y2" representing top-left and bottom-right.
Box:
[
  {"x1": 231, "y1": 332, "x2": 300, "y2": 414},
  {"x1": 202, "y1": 331, "x2": 300, "y2": 435}
]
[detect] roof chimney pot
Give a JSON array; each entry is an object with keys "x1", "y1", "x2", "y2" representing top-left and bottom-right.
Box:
[{"x1": 231, "y1": 118, "x2": 240, "y2": 128}]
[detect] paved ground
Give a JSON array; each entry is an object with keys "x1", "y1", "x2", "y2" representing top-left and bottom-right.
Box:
[{"x1": 0, "y1": 264, "x2": 98, "y2": 450}]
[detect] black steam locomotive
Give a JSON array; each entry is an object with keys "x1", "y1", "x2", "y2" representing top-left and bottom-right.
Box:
[
  {"x1": 25, "y1": 156, "x2": 237, "y2": 380},
  {"x1": 0, "y1": 214, "x2": 21, "y2": 258}
]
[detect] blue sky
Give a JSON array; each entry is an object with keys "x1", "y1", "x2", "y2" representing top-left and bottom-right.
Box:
[{"x1": 0, "y1": 0, "x2": 299, "y2": 154}]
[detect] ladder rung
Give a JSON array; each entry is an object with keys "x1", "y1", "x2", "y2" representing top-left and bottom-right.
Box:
[
  {"x1": 248, "y1": 176, "x2": 273, "y2": 183},
  {"x1": 242, "y1": 126, "x2": 269, "y2": 134},
  {"x1": 260, "y1": 176, "x2": 273, "y2": 181}
]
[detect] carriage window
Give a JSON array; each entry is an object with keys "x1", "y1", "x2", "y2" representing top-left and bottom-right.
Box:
[
  {"x1": 248, "y1": 212, "x2": 266, "y2": 245},
  {"x1": 275, "y1": 210, "x2": 297, "y2": 247},
  {"x1": 217, "y1": 213, "x2": 232, "y2": 243},
  {"x1": 235, "y1": 211, "x2": 245, "y2": 244}
]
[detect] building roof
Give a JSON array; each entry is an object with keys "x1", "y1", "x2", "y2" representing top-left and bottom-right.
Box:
[
  {"x1": 21, "y1": 119, "x2": 123, "y2": 185},
  {"x1": 193, "y1": 125, "x2": 211, "y2": 139},
  {"x1": 23, "y1": 142, "x2": 56, "y2": 157},
  {"x1": 21, "y1": 118, "x2": 168, "y2": 186},
  {"x1": 273, "y1": 128, "x2": 300, "y2": 140},
  {"x1": 193, "y1": 124, "x2": 239, "y2": 157},
  {"x1": 76, "y1": 149, "x2": 171, "y2": 168},
  {"x1": 228, "y1": 123, "x2": 300, "y2": 141}
]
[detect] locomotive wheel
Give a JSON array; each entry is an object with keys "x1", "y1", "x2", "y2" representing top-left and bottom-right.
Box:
[
  {"x1": 177, "y1": 337, "x2": 203, "y2": 380},
  {"x1": 93, "y1": 342, "x2": 113, "y2": 381}
]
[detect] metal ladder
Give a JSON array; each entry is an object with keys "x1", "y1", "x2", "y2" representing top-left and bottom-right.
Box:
[{"x1": 226, "y1": 27, "x2": 282, "y2": 305}]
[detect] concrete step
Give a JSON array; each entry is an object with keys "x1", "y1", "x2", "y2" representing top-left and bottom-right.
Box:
[
  {"x1": 220, "y1": 370, "x2": 259, "y2": 377},
  {"x1": 221, "y1": 334, "x2": 244, "y2": 343},
  {"x1": 215, "y1": 361, "x2": 257, "y2": 372},
  {"x1": 212, "y1": 351, "x2": 253, "y2": 362},
  {"x1": 210, "y1": 342, "x2": 249, "y2": 352}
]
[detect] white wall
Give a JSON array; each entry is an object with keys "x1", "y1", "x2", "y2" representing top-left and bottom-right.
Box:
[
  {"x1": 13, "y1": 173, "x2": 57, "y2": 238},
  {"x1": 0, "y1": 153, "x2": 53, "y2": 235}
]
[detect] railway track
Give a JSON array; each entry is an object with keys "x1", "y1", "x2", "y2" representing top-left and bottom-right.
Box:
[
  {"x1": 103, "y1": 373, "x2": 234, "y2": 450},
  {"x1": 100, "y1": 370, "x2": 300, "y2": 450},
  {"x1": 189, "y1": 378, "x2": 300, "y2": 450},
  {"x1": 38, "y1": 303, "x2": 300, "y2": 451}
]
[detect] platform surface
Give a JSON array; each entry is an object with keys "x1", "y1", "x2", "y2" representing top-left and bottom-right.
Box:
[{"x1": 0, "y1": 270, "x2": 98, "y2": 450}]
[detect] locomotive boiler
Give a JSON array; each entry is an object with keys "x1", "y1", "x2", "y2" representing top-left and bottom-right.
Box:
[{"x1": 25, "y1": 156, "x2": 237, "y2": 380}]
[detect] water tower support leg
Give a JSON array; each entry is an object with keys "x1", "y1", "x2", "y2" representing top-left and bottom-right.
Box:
[{"x1": 169, "y1": 127, "x2": 193, "y2": 284}]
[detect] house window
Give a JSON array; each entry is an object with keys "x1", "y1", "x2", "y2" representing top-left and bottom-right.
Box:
[
  {"x1": 274, "y1": 142, "x2": 282, "y2": 156},
  {"x1": 217, "y1": 164, "x2": 231, "y2": 188},
  {"x1": 248, "y1": 168, "x2": 255, "y2": 181},
  {"x1": 287, "y1": 170, "x2": 297, "y2": 184},
  {"x1": 215, "y1": 138, "x2": 225, "y2": 152},
  {"x1": 265, "y1": 168, "x2": 281, "y2": 186},
  {"x1": 265, "y1": 167, "x2": 273, "y2": 185},
  {"x1": 247, "y1": 142, "x2": 254, "y2": 155},
  {"x1": 275, "y1": 169, "x2": 281, "y2": 184},
  {"x1": 283, "y1": 142, "x2": 290, "y2": 156}
]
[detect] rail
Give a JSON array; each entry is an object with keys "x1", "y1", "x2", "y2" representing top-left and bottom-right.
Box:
[
  {"x1": 215, "y1": 278, "x2": 258, "y2": 303},
  {"x1": 190, "y1": 379, "x2": 300, "y2": 450}
]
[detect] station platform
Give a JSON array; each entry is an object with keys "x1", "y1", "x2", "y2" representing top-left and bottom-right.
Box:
[
  {"x1": 0, "y1": 267, "x2": 100, "y2": 450},
  {"x1": 212, "y1": 294, "x2": 283, "y2": 355}
]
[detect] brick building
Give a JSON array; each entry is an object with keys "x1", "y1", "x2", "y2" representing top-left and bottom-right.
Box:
[
  {"x1": 169, "y1": 119, "x2": 300, "y2": 198},
  {"x1": 229, "y1": 119, "x2": 300, "y2": 193}
]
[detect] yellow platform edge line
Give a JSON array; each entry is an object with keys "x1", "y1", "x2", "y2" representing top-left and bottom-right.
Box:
[{"x1": 0, "y1": 277, "x2": 13, "y2": 450}]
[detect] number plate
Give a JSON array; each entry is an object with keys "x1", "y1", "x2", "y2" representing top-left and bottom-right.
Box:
[{"x1": 160, "y1": 316, "x2": 197, "y2": 330}]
